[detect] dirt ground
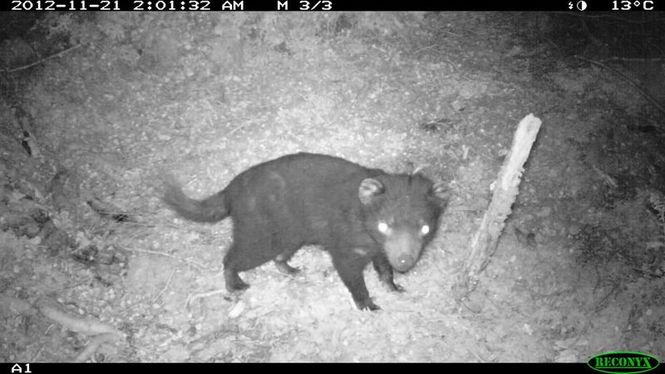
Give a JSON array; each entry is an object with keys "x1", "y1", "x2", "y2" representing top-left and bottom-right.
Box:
[{"x1": 1, "y1": 12, "x2": 664, "y2": 362}]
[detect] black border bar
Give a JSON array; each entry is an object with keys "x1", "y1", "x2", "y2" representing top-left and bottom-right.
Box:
[
  {"x1": 2, "y1": 0, "x2": 639, "y2": 12},
  {"x1": 3, "y1": 361, "x2": 665, "y2": 374},
  {"x1": 0, "y1": 363, "x2": 604, "y2": 373}
]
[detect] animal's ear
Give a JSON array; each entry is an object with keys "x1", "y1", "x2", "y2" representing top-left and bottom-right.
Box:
[
  {"x1": 430, "y1": 182, "x2": 450, "y2": 208},
  {"x1": 358, "y1": 178, "x2": 385, "y2": 205}
]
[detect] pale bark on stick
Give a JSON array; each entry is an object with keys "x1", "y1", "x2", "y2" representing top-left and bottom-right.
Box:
[
  {"x1": 454, "y1": 114, "x2": 542, "y2": 300},
  {"x1": 36, "y1": 299, "x2": 123, "y2": 337}
]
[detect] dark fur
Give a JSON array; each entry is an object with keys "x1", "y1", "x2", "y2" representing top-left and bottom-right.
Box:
[{"x1": 163, "y1": 152, "x2": 448, "y2": 310}]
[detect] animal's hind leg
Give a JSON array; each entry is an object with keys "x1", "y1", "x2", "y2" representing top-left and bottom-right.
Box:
[
  {"x1": 223, "y1": 237, "x2": 275, "y2": 291},
  {"x1": 223, "y1": 243, "x2": 250, "y2": 291},
  {"x1": 224, "y1": 267, "x2": 249, "y2": 291},
  {"x1": 274, "y1": 247, "x2": 301, "y2": 275}
]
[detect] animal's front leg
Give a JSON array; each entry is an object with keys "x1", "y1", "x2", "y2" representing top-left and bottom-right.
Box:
[
  {"x1": 372, "y1": 253, "x2": 405, "y2": 293},
  {"x1": 331, "y1": 249, "x2": 379, "y2": 311}
]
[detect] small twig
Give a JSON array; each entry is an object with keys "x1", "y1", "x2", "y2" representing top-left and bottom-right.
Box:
[
  {"x1": 125, "y1": 220, "x2": 181, "y2": 229},
  {"x1": 437, "y1": 28, "x2": 465, "y2": 38},
  {"x1": 593, "y1": 284, "x2": 619, "y2": 313},
  {"x1": 151, "y1": 269, "x2": 177, "y2": 304},
  {"x1": 575, "y1": 55, "x2": 665, "y2": 115},
  {"x1": 122, "y1": 246, "x2": 210, "y2": 271},
  {"x1": 1, "y1": 44, "x2": 83, "y2": 73},
  {"x1": 185, "y1": 289, "x2": 227, "y2": 309},
  {"x1": 601, "y1": 56, "x2": 665, "y2": 63},
  {"x1": 412, "y1": 44, "x2": 437, "y2": 55},
  {"x1": 591, "y1": 165, "x2": 618, "y2": 188},
  {"x1": 227, "y1": 122, "x2": 250, "y2": 136},
  {"x1": 30, "y1": 344, "x2": 45, "y2": 362}
]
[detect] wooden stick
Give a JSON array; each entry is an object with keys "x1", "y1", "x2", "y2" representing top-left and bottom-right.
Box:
[
  {"x1": 454, "y1": 114, "x2": 542, "y2": 300},
  {"x1": 36, "y1": 299, "x2": 124, "y2": 337}
]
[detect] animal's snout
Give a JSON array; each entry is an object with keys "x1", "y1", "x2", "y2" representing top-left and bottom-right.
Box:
[
  {"x1": 385, "y1": 231, "x2": 422, "y2": 273},
  {"x1": 394, "y1": 254, "x2": 416, "y2": 272}
]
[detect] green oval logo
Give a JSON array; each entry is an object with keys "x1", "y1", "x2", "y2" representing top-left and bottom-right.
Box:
[{"x1": 588, "y1": 351, "x2": 660, "y2": 374}]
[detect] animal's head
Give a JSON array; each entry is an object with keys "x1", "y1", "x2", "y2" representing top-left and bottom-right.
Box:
[{"x1": 358, "y1": 174, "x2": 449, "y2": 272}]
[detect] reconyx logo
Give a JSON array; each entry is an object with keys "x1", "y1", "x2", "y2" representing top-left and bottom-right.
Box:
[{"x1": 588, "y1": 351, "x2": 660, "y2": 374}]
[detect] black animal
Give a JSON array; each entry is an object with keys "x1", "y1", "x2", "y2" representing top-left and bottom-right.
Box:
[{"x1": 163, "y1": 152, "x2": 448, "y2": 310}]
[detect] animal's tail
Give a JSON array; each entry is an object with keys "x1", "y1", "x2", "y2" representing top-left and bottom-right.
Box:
[{"x1": 162, "y1": 177, "x2": 229, "y2": 223}]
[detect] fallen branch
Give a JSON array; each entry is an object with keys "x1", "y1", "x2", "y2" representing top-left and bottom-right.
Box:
[
  {"x1": 36, "y1": 299, "x2": 124, "y2": 337},
  {"x1": 454, "y1": 114, "x2": 542, "y2": 300},
  {"x1": 37, "y1": 300, "x2": 124, "y2": 361},
  {"x1": 1, "y1": 295, "x2": 124, "y2": 361}
]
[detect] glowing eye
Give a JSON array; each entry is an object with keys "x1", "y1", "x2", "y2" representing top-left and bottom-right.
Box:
[
  {"x1": 420, "y1": 225, "x2": 430, "y2": 235},
  {"x1": 377, "y1": 222, "x2": 389, "y2": 234}
]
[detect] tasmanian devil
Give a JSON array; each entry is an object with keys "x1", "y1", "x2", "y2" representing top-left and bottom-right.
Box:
[{"x1": 163, "y1": 152, "x2": 449, "y2": 311}]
